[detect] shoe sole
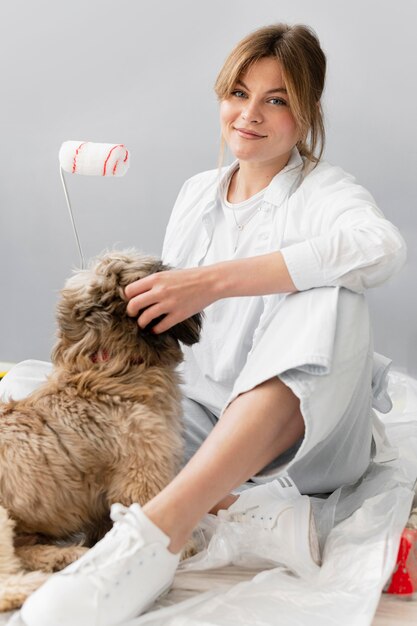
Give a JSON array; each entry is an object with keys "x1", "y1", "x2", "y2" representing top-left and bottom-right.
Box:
[{"x1": 294, "y1": 496, "x2": 321, "y2": 572}]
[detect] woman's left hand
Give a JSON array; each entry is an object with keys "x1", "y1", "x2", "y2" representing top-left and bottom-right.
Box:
[{"x1": 125, "y1": 266, "x2": 216, "y2": 334}]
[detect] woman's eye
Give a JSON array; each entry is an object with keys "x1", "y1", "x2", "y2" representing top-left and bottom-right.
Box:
[
  {"x1": 231, "y1": 90, "x2": 247, "y2": 98},
  {"x1": 268, "y1": 97, "x2": 287, "y2": 106}
]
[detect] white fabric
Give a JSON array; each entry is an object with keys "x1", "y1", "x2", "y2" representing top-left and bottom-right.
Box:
[
  {"x1": 199, "y1": 166, "x2": 266, "y2": 362},
  {"x1": 218, "y1": 163, "x2": 266, "y2": 255},
  {"x1": 0, "y1": 360, "x2": 53, "y2": 401},
  {"x1": 162, "y1": 149, "x2": 405, "y2": 421},
  {"x1": 58, "y1": 141, "x2": 130, "y2": 177},
  {"x1": 241, "y1": 288, "x2": 377, "y2": 493},
  {"x1": 163, "y1": 148, "x2": 406, "y2": 293},
  {"x1": 372, "y1": 351, "x2": 394, "y2": 413}
]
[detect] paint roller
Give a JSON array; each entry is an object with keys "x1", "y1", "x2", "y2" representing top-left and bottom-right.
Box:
[{"x1": 59, "y1": 140, "x2": 130, "y2": 268}]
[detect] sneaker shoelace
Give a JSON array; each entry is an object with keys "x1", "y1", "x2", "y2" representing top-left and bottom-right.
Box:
[
  {"x1": 219, "y1": 503, "x2": 261, "y2": 523},
  {"x1": 63, "y1": 504, "x2": 147, "y2": 592},
  {"x1": 221, "y1": 501, "x2": 293, "y2": 527}
]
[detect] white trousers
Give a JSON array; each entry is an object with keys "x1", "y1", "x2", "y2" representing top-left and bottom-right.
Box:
[{"x1": 179, "y1": 287, "x2": 395, "y2": 494}]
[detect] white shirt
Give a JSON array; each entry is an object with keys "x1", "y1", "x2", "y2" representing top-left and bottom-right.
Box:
[
  {"x1": 187, "y1": 165, "x2": 267, "y2": 410},
  {"x1": 162, "y1": 148, "x2": 406, "y2": 414},
  {"x1": 214, "y1": 162, "x2": 266, "y2": 258}
]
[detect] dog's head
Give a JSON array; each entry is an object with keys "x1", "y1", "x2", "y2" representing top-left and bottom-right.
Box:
[{"x1": 52, "y1": 249, "x2": 202, "y2": 371}]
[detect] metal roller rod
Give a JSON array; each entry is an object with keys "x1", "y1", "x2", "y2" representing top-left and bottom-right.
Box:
[{"x1": 59, "y1": 166, "x2": 85, "y2": 269}]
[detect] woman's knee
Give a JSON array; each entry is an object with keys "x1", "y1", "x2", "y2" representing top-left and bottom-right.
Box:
[
  {"x1": 233, "y1": 376, "x2": 300, "y2": 414},
  {"x1": 231, "y1": 376, "x2": 305, "y2": 442}
]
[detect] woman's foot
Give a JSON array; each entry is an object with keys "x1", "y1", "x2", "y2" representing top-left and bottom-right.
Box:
[
  {"x1": 217, "y1": 477, "x2": 321, "y2": 574},
  {"x1": 20, "y1": 503, "x2": 181, "y2": 626}
]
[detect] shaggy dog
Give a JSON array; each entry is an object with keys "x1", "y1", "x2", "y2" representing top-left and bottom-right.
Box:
[{"x1": 0, "y1": 250, "x2": 202, "y2": 610}]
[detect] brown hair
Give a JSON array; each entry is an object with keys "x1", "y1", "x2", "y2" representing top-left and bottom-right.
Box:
[{"x1": 214, "y1": 24, "x2": 326, "y2": 163}]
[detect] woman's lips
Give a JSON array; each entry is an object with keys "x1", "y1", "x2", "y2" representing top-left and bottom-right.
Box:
[{"x1": 234, "y1": 127, "x2": 266, "y2": 139}]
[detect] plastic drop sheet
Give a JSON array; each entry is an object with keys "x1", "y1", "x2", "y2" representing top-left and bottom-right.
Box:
[{"x1": 123, "y1": 370, "x2": 417, "y2": 626}]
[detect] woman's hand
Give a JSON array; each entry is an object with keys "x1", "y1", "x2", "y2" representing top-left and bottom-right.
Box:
[
  {"x1": 125, "y1": 252, "x2": 296, "y2": 334},
  {"x1": 125, "y1": 266, "x2": 217, "y2": 334}
]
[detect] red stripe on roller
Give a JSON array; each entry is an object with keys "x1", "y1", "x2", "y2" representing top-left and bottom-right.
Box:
[
  {"x1": 103, "y1": 144, "x2": 124, "y2": 176},
  {"x1": 72, "y1": 142, "x2": 87, "y2": 174},
  {"x1": 112, "y1": 148, "x2": 128, "y2": 175}
]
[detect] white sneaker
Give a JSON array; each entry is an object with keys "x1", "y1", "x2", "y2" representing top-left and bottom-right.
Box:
[
  {"x1": 20, "y1": 503, "x2": 180, "y2": 626},
  {"x1": 217, "y1": 477, "x2": 321, "y2": 575}
]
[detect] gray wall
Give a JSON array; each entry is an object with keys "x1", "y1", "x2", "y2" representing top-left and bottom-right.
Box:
[{"x1": 1, "y1": 0, "x2": 416, "y2": 373}]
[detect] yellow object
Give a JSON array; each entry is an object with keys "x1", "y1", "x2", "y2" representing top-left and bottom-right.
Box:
[{"x1": 0, "y1": 362, "x2": 15, "y2": 379}]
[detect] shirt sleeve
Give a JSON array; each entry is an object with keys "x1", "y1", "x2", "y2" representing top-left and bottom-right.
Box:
[
  {"x1": 161, "y1": 179, "x2": 189, "y2": 266},
  {"x1": 280, "y1": 166, "x2": 407, "y2": 293}
]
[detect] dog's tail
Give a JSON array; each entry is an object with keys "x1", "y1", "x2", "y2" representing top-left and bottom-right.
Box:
[
  {"x1": 0, "y1": 506, "x2": 49, "y2": 611},
  {"x1": 0, "y1": 569, "x2": 49, "y2": 612}
]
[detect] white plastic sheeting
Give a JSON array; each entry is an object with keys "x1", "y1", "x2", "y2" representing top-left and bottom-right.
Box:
[
  {"x1": 6, "y1": 371, "x2": 417, "y2": 626},
  {"x1": 122, "y1": 478, "x2": 412, "y2": 626}
]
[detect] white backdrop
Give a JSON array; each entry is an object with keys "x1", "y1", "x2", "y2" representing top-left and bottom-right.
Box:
[{"x1": 1, "y1": 0, "x2": 416, "y2": 372}]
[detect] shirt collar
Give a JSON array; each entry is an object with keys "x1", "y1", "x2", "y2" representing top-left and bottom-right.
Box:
[
  {"x1": 210, "y1": 147, "x2": 304, "y2": 210},
  {"x1": 263, "y1": 147, "x2": 304, "y2": 205}
]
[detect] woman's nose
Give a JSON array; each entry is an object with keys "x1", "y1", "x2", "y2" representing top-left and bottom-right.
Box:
[{"x1": 241, "y1": 99, "x2": 263, "y2": 124}]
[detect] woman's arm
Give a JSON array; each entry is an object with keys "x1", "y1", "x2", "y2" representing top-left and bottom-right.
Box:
[
  {"x1": 280, "y1": 165, "x2": 407, "y2": 293},
  {"x1": 126, "y1": 164, "x2": 406, "y2": 334},
  {"x1": 209, "y1": 251, "x2": 297, "y2": 297},
  {"x1": 125, "y1": 252, "x2": 296, "y2": 334}
]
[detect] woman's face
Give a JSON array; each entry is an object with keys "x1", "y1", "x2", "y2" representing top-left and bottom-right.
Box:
[{"x1": 220, "y1": 57, "x2": 301, "y2": 169}]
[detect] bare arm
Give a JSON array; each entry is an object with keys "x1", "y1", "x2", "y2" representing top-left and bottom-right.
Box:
[
  {"x1": 125, "y1": 251, "x2": 296, "y2": 334},
  {"x1": 209, "y1": 251, "x2": 297, "y2": 298}
]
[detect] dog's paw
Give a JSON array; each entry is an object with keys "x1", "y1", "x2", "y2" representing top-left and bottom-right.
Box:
[{"x1": 0, "y1": 570, "x2": 49, "y2": 612}]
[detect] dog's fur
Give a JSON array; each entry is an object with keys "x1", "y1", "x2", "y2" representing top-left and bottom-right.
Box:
[{"x1": 0, "y1": 250, "x2": 202, "y2": 610}]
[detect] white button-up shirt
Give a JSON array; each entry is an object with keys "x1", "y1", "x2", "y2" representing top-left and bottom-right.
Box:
[{"x1": 162, "y1": 149, "x2": 406, "y2": 415}]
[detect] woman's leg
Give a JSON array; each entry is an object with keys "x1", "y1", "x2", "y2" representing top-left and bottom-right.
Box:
[
  {"x1": 21, "y1": 376, "x2": 305, "y2": 626},
  {"x1": 142, "y1": 375, "x2": 305, "y2": 553}
]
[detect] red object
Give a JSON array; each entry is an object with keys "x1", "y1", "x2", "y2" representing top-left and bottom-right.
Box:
[
  {"x1": 72, "y1": 141, "x2": 87, "y2": 173},
  {"x1": 103, "y1": 144, "x2": 129, "y2": 176},
  {"x1": 385, "y1": 527, "x2": 417, "y2": 595}
]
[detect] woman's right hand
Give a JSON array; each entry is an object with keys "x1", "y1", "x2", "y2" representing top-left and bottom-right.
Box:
[{"x1": 125, "y1": 265, "x2": 217, "y2": 334}]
